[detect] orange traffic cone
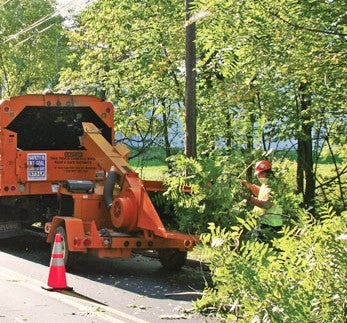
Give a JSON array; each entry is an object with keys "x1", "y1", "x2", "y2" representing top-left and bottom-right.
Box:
[{"x1": 42, "y1": 233, "x2": 73, "y2": 291}]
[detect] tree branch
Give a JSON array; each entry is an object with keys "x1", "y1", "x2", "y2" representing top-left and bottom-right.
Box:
[{"x1": 266, "y1": 8, "x2": 347, "y2": 37}]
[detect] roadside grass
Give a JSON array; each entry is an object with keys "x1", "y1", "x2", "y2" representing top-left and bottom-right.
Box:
[
  {"x1": 128, "y1": 147, "x2": 171, "y2": 180},
  {"x1": 131, "y1": 164, "x2": 168, "y2": 180},
  {"x1": 130, "y1": 148, "x2": 345, "y2": 181}
]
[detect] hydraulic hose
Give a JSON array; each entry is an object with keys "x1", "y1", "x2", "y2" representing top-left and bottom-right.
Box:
[{"x1": 104, "y1": 166, "x2": 118, "y2": 210}]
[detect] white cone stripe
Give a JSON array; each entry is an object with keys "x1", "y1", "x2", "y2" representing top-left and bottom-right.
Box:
[
  {"x1": 52, "y1": 242, "x2": 63, "y2": 254},
  {"x1": 50, "y1": 258, "x2": 65, "y2": 267}
]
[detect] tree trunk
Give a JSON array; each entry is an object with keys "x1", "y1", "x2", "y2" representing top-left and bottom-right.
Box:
[
  {"x1": 297, "y1": 83, "x2": 315, "y2": 212},
  {"x1": 184, "y1": 0, "x2": 197, "y2": 159},
  {"x1": 302, "y1": 123, "x2": 315, "y2": 211},
  {"x1": 162, "y1": 110, "x2": 172, "y2": 160},
  {"x1": 296, "y1": 139, "x2": 304, "y2": 195},
  {"x1": 246, "y1": 111, "x2": 255, "y2": 181}
]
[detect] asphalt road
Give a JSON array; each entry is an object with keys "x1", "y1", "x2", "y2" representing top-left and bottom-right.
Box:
[{"x1": 0, "y1": 233, "x2": 212, "y2": 322}]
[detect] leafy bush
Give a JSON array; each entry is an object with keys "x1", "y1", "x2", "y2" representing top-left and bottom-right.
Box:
[
  {"x1": 163, "y1": 153, "x2": 301, "y2": 233},
  {"x1": 194, "y1": 207, "x2": 347, "y2": 322},
  {"x1": 163, "y1": 153, "x2": 247, "y2": 233}
]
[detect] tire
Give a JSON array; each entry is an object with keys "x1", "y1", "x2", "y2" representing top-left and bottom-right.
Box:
[
  {"x1": 157, "y1": 248, "x2": 187, "y2": 271},
  {"x1": 51, "y1": 226, "x2": 79, "y2": 271}
]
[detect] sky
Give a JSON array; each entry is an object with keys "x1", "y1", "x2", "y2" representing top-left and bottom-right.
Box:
[{"x1": 56, "y1": 0, "x2": 90, "y2": 17}]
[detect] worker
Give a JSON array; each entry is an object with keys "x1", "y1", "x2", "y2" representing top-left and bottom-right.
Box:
[{"x1": 241, "y1": 160, "x2": 283, "y2": 241}]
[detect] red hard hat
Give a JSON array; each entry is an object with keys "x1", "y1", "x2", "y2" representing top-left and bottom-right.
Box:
[{"x1": 254, "y1": 160, "x2": 272, "y2": 176}]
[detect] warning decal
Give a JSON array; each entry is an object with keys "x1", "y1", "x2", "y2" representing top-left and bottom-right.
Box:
[{"x1": 27, "y1": 153, "x2": 47, "y2": 181}]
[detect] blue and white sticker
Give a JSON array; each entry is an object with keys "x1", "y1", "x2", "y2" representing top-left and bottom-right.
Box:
[{"x1": 27, "y1": 153, "x2": 47, "y2": 181}]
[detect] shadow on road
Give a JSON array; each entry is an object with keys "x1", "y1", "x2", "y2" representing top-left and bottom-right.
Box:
[{"x1": 0, "y1": 233, "x2": 210, "y2": 302}]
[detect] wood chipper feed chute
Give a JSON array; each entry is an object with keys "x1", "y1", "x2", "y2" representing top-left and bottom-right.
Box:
[{"x1": 82, "y1": 122, "x2": 169, "y2": 238}]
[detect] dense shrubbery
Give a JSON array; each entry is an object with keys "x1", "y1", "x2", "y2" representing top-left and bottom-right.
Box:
[{"x1": 193, "y1": 207, "x2": 347, "y2": 321}]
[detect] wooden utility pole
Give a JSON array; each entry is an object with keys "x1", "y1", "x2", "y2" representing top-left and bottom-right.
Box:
[{"x1": 185, "y1": 0, "x2": 197, "y2": 159}]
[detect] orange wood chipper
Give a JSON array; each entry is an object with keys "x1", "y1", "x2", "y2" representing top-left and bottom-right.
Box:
[{"x1": 0, "y1": 93, "x2": 198, "y2": 270}]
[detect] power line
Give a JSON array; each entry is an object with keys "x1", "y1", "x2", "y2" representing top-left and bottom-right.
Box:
[
  {"x1": 15, "y1": 23, "x2": 55, "y2": 47},
  {"x1": 4, "y1": 0, "x2": 77, "y2": 43},
  {"x1": 5, "y1": 0, "x2": 98, "y2": 46},
  {"x1": 0, "y1": 0, "x2": 13, "y2": 9}
]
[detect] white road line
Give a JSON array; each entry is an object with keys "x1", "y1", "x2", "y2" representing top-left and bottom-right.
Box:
[{"x1": 0, "y1": 265, "x2": 149, "y2": 323}]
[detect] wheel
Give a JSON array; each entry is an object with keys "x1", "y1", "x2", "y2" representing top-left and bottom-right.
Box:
[
  {"x1": 51, "y1": 226, "x2": 79, "y2": 271},
  {"x1": 157, "y1": 248, "x2": 187, "y2": 271}
]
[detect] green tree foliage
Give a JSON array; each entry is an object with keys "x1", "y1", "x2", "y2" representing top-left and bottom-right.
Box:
[
  {"x1": 195, "y1": 207, "x2": 347, "y2": 321},
  {"x1": 164, "y1": 153, "x2": 245, "y2": 232},
  {"x1": 59, "y1": 0, "x2": 186, "y2": 158},
  {"x1": 0, "y1": 0, "x2": 68, "y2": 97},
  {"x1": 192, "y1": 0, "x2": 347, "y2": 211}
]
